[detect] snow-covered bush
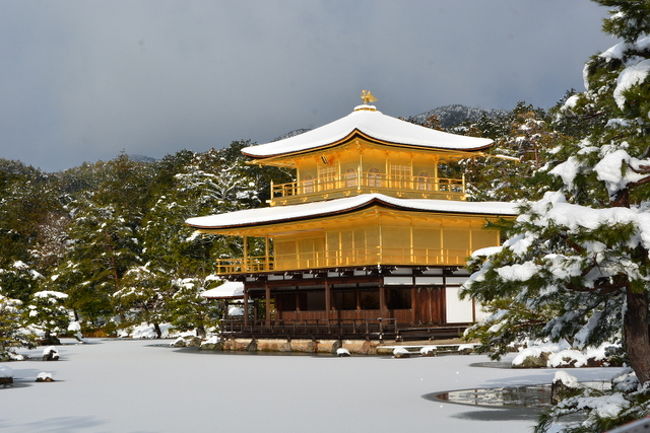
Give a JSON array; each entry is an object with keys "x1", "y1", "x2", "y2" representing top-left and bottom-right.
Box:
[
  {"x1": 27, "y1": 290, "x2": 70, "y2": 345},
  {"x1": 0, "y1": 292, "x2": 36, "y2": 360},
  {"x1": 165, "y1": 276, "x2": 222, "y2": 337}
]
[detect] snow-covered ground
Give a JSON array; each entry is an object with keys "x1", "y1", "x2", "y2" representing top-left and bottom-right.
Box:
[{"x1": 0, "y1": 339, "x2": 624, "y2": 433}]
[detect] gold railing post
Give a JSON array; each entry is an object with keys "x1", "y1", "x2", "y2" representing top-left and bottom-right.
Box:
[
  {"x1": 242, "y1": 236, "x2": 248, "y2": 273},
  {"x1": 265, "y1": 236, "x2": 270, "y2": 272},
  {"x1": 270, "y1": 180, "x2": 274, "y2": 199}
]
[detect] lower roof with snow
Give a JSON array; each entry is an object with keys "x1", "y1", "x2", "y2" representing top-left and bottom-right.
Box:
[
  {"x1": 186, "y1": 193, "x2": 518, "y2": 230},
  {"x1": 201, "y1": 281, "x2": 244, "y2": 299},
  {"x1": 242, "y1": 105, "x2": 494, "y2": 159}
]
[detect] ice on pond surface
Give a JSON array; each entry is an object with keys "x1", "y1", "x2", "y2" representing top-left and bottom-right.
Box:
[{"x1": 0, "y1": 339, "x2": 624, "y2": 433}]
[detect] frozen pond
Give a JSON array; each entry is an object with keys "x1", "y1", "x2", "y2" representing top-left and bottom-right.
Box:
[{"x1": 0, "y1": 339, "x2": 624, "y2": 433}]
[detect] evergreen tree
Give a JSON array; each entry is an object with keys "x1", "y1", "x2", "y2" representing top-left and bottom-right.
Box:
[
  {"x1": 462, "y1": 1, "x2": 650, "y2": 430},
  {"x1": 165, "y1": 276, "x2": 223, "y2": 337},
  {"x1": 112, "y1": 265, "x2": 168, "y2": 338},
  {"x1": 26, "y1": 290, "x2": 70, "y2": 345},
  {"x1": 0, "y1": 292, "x2": 35, "y2": 361}
]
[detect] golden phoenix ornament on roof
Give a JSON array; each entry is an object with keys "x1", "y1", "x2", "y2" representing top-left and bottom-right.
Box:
[{"x1": 360, "y1": 90, "x2": 378, "y2": 105}]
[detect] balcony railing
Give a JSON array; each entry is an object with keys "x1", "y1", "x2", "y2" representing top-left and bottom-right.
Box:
[
  {"x1": 215, "y1": 247, "x2": 471, "y2": 275},
  {"x1": 269, "y1": 171, "x2": 466, "y2": 205}
]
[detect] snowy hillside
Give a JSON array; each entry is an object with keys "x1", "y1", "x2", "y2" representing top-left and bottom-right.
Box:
[{"x1": 408, "y1": 104, "x2": 507, "y2": 128}]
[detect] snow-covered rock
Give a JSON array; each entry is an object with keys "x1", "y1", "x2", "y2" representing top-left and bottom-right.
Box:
[
  {"x1": 42, "y1": 346, "x2": 59, "y2": 361},
  {"x1": 35, "y1": 372, "x2": 54, "y2": 382},
  {"x1": 336, "y1": 348, "x2": 351, "y2": 357},
  {"x1": 548, "y1": 350, "x2": 588, "y2": 368},
  {"x1": 551, "y1": 371, "x2": 581, "y2": 404},
  {"x1": 457, "y1": 344, "x2": 477, "y2": 355},
  {"x1": 392, "y1": 347, "x2": 411, "y2": 358},
  {"x1": 200, "y1": 336, "x2": 222, "y2": 351},
  {"x1": 420, "y1": 346, "x2": 437, "y2": 356}
]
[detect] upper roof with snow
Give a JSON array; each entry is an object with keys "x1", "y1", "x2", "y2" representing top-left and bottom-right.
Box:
[
  {"x1": 241, "y1": 105, "x2": 494, "y2": 159},
  {"x1": 186, "y1": 193, "x2": 517, "y2": 230}
]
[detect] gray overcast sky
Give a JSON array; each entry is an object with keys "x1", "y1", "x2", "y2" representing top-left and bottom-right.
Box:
[{"x1": 0, "y1": 0, "x2": 613, "y2": 172}]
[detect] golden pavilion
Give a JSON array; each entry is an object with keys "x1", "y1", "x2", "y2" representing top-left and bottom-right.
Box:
[{"x1": 187, "y1": 92, "x2": 516, "y2": 340}]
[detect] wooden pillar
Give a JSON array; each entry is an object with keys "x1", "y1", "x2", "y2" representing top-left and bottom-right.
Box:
[
  {"x1": 264, "y1": 236, "x2": 270, "y2": 271},
  {"x1": 265, "y1": 282, "x2": 271, "y2": 326},
  {"x1": 411, "y1": 287, "x2": 417, "y2": 324},
  {"x1": 324, "y1": 281, "x2": 331, "y2": 323},
  {"x1": 379, "y1": 281, "x2": 387, "y2": 318},
  {"x1": 243, "y1": 287, "x2": 249, "y2": 326}
]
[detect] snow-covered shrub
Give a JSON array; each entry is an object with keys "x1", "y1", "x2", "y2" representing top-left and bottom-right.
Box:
[
  {"x1": 0, "y1": 292, "x2": 36, "y2": 360},
  {"x1": 27, "y1": 290, "x2": 70, "y2": 345}
]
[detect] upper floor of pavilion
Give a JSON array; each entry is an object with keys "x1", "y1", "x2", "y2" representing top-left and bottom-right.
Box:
[{"x1": 242, "y1": 92, "x2": 495, "y2": 206}]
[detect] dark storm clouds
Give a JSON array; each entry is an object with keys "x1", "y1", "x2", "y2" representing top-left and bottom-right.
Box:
[{"x1": 0, "y1": 0, "x2": 612, "y2": 172}]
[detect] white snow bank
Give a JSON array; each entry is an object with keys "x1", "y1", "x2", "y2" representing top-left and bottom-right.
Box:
[{"x1": 118, "y1": 323, "x2": 178, "y2": 339}]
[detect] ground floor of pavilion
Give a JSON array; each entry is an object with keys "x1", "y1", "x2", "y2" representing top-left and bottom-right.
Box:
[{"x1": 221, "y1": 265, "x2": 487, "y2": 341}]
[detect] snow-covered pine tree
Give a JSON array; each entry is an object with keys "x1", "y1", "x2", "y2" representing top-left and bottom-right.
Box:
[
  {"x1": 26, "y1": 290, "x2": 70, "y2": 345},
  {"x1": 0, "y1": 291, "x2": 36, "y2": 360},
  {"x1": 462, "y1": 1, "x2": 649, "y2": 430},
  {"x1": 112, "y1": 265, "x2": 168, "y2": 338},
  {"x1": 165, "y1": 276, "x2": 222, "y2": 337}
]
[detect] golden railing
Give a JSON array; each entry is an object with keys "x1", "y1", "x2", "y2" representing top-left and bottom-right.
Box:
[
  {"x1": 270, "y1": 172, "x2": 465, "y2": 202},
  {"x1": 215, "y1": 247, "x2": 471, "y2": 275}
]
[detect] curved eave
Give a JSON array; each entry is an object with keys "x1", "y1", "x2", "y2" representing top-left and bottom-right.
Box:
[
  {"x1": 187, "y1": 197, "x2": 515, "y2": 232},
  {"x1": 242, "y1": 129, "x2": 494, "y2": 161}
]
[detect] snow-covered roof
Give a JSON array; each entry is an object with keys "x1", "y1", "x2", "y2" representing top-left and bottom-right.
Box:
[
  {"x1": 186, "y1": 193, "x2": 518, "y2": 230},
  {"x1": 242, "y1": 105, "x2": 494, "y2": 158},
  {"x1": 201, "y1": 281, "x2": 244, "y2": 299}
]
